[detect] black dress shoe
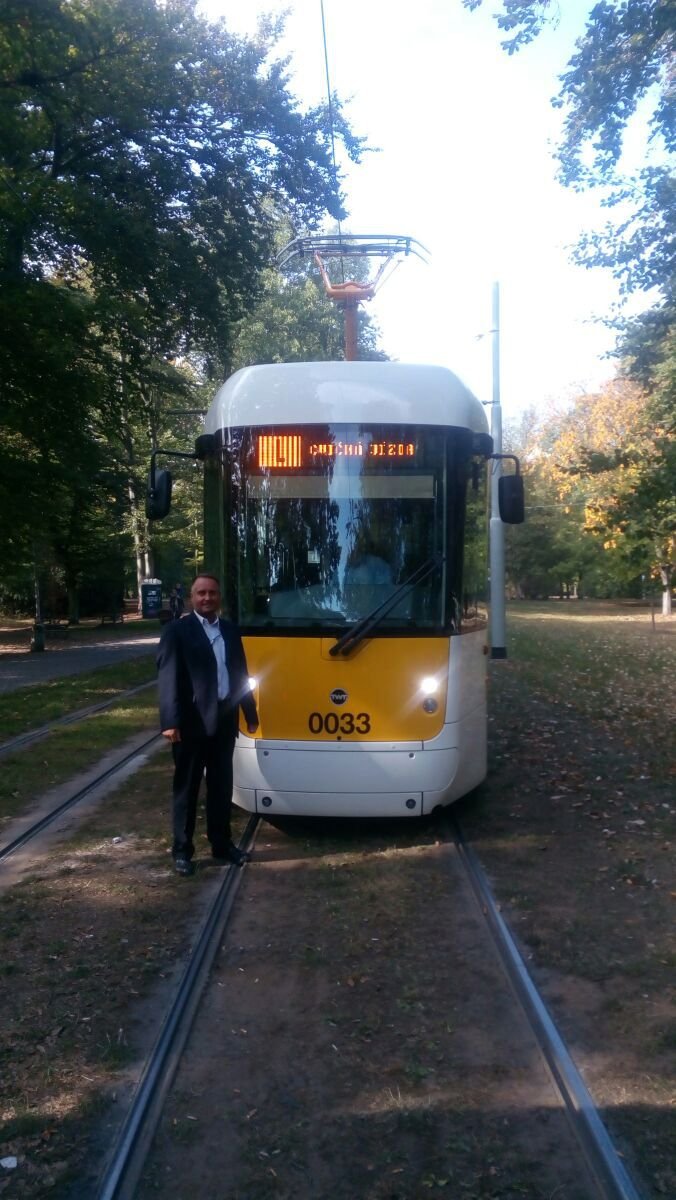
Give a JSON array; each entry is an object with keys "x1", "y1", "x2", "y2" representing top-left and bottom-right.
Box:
[
  {"x1": 174, "y1": 857, "x2": 195, "y2": 877},
  {"x1": 212, "y1": 842, "x2": 251, "y2": 867}
]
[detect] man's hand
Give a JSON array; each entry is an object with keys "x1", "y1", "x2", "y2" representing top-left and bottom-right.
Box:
[
  {"x1": 162, "y1": 728, "x2": 181, "y2": 743},
  {"x1": 246, "y1": 722, "x2": 259, "y2": 735}
]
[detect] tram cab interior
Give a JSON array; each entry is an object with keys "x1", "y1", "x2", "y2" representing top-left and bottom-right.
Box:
[{"x1": 234, "y1": 425, "x2": 454, "y2": 636}]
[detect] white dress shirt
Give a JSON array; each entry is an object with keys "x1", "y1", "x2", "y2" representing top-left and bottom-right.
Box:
[{"x1": 195, "y1": 613, "x2": 230, "y2": 700}]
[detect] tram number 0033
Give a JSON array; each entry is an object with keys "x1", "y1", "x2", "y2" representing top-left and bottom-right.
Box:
[{"x1": 308, "y1": 711, "x2": 371, "y2": 735}]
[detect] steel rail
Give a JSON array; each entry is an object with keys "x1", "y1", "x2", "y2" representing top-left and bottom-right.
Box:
[
  {"x1": 449, "y1": 814, "x2": 641, "y2": 1200},
  {"x1": 0, "y1": 732, "x2": 162, "y2": 864},
  {"x1": 96, "y1": 815, "x2": 260, "y2": 1200},
  {"x1": 0, "y1": 680, "x2": 156, "y2": 759}
]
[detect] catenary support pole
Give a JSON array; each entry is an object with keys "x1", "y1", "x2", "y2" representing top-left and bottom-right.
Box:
[
  {"x1": 30, "y1": 556, "x2": 45, "y2": 653},
  {"x1": 343, "y1": 301, "x2": 359, "y2": 361},
  {"x1": 489, "y1": 281, "x2": 507, "y2": 659}
]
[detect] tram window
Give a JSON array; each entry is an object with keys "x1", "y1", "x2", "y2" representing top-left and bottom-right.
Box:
[
  {"x1": 245, "y1": 475, "x2": 435, "y2": 499},
  {"x1": 238, "y1": 496, "x2": 440, "y2": 626},
  {"x1": 226, "y1": 424, "x2": 474, "y2": 632},
  {"x1": 461, "y1": 460, "x2": 488, "y2": 630}
]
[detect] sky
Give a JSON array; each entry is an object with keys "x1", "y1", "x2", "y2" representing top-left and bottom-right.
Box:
[{"x1": 200, "y1": 0, "x2": 641, "y2": 421}]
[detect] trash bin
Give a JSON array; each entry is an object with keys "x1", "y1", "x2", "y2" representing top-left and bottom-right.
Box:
[{"x1": 141, "y1": 579, "x2": 163, "y2": 619}]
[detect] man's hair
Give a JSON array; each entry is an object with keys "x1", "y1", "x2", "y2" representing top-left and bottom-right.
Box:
[{"x1": 191, "y1": 573, "x2": 221, "y2": 589}]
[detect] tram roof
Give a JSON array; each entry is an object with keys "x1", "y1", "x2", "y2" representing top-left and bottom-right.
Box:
[{"x1": 204, "y1": 361, "x2": 489, "y2": 435}]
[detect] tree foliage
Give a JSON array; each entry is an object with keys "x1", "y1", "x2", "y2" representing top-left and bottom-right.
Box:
[
  {"x1": 618, "y1": 295, "x2": 676, "y2": 403},
  {"x1": 554, "y1": 1, "x2": 674, "y2": 186},
  {"x1": 462, "y1": 0, "x2": 674, "y2": 175},
  {"x1": 0, "y1": 0, "x2": 362, "y2": 346},
  {"x1": 0, "y1": 0, "x2": 365, "y2": 610},
  {"x1": 539, "y1": 381, "x2": 674, "y2": 605},
  {"x1": 502, "y1": 410, "x2": 599, "y2": 598},
  {"x1": 466, "y1": 1, "x2": 675, "y2": 609},
  {"x1": 229, "y1": 257, "x2": 388, "y2": 370},
  {"x1": 462, "y1": 0, "x2": 558, "y2": 53},
  {"x1": 464, "y1": 0, "x2": 675, "y2": 299}
]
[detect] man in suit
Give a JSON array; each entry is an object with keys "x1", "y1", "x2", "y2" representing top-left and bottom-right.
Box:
[{"x1": 157, "y1": 574, "x2": 259, "y2": 876}]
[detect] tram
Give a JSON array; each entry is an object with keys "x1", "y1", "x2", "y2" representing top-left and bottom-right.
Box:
[{"x1": 162, "y1": 358, "x2": 521, "y2": 819}]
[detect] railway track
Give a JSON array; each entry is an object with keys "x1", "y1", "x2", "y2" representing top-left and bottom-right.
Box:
[
  {"x1": 0, "y1": 730, "x2": 161, "y2": 864},
  {"x1": 93, "y1": 814, "x2": 641, "y2": 1200},
  {"x1": 449, "y1": 815, "x2": 641, "y2": 1200},
  {"x1": 97, "y1": 816, "x2": 260, "y2": 1200},
  {"x1": 0, "y1": 680, "x2": 156, "y2": 759}
]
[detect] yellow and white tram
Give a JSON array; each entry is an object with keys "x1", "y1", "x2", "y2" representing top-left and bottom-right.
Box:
[{"x1": 194, "y1": 359, "x2": 519, "y2": 819}]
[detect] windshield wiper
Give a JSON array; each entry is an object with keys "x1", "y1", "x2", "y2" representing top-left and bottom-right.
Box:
[{"x1": 329, "y1": 555, "x2": 445, "y2": 658}]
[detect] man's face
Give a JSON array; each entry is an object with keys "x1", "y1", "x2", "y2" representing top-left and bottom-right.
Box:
[{"x1": 191, "y1": 577, "x2": 221, "y2": 620}]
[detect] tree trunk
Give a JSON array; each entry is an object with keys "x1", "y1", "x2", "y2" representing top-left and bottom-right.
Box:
[
  {"x1": 3, "y1": 227, "x2": 25, "y2": 279},
  {"x1": 128, "y1": 481, "x2": 149, "y2": 612},
  {"x1": 67, "y1": 586, "x2": 80, "y2": 624},
  {"x1": 660, "y1": 564, "x2": 673, "y2": 616}
]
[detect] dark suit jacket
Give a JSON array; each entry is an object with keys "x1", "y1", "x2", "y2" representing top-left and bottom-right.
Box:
[{"x1": 157, "y1": 612, "x2": 258, "y2": 739}]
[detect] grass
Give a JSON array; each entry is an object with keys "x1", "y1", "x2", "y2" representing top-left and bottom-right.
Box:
[
  {"x1": 0, "y1": 691, "x2": 158, "y2": 824},
  {"x1": 504, "y1": 600, "x2": 674, "y2": 727},
  {"x1": 459, "y1": 600, "x2": 676, "y2": 1197},
  {"x1": 0, "y1": 653, "x2": 156, "y2": 741},
  {"x1": 0, "y1": 745, "x2": 256, "y2": 1197},
  {"x1": 0, "y1": 751, "x2": 219, "y2": 1196}
]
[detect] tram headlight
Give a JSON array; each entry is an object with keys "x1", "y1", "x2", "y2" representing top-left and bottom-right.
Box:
[{"x1": 420, "y1": 676, "x2": 439, "y2": 695}]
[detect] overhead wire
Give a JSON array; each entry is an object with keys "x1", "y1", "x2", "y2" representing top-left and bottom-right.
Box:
[{"x1": 319, "y1": 0, "x2": 345, "y2": 281}]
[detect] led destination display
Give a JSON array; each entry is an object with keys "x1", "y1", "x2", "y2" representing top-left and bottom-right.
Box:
[
  {"x1": 256, "y1": 432, "x2": 416, "y2": 470},
  {"x1": 309, "y1": 441, "x2": 415, "y2": 459}
]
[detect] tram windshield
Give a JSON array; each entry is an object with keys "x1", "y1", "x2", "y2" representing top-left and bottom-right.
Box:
[{"x1": 225, "y1": 424, "x2": 472, "y2": 634}]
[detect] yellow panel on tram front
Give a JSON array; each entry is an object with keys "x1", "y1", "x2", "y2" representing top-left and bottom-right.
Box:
[{"x1": 243, "y1": 636, "x2": 449, "y2": 741}]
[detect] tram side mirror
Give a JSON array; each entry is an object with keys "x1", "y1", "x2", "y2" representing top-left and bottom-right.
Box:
[
  {"x1": 195, "y1": 433, "x2": 216, "y2": 460},
  {"x1": 146, "y1": 468, "x2": 172, "y2": 520},
  {"x1": 499, "y1": 473, "x2": 525, "y2": 525}
]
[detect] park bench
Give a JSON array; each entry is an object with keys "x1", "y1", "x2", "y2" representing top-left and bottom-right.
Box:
[
  {"x1": 44, "y1": 620, "x2": 69, "y2": 639},
  {"x1": 100, "y1": 610, "x2": 124, "y2": 627}
]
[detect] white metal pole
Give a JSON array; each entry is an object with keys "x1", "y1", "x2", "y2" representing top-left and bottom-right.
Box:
[{"x1": 489, "y1": 281, "x2": 507, "y2": 658}]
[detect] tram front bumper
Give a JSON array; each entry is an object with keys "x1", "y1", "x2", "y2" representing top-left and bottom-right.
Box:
[{"x1": 233, "y1": 739, "x2": 461, "y2": 818}]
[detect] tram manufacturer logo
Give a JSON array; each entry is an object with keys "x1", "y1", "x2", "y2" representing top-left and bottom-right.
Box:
[{"x1": 330, "y1": 688, "x2": 348, "y2": 706}]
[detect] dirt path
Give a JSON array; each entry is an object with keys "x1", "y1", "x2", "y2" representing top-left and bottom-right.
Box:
[
  {"x1": 458, "y1": 612, "x2": 675, "y2": 1199},
  {"x1": 136, "y1": 822, "x2": 598, "y2": 1200},
  {"x1": 0, "y1": 634, "x2": 158, "y2": 694},
  {"x1": 0, "y1": 732, "x2": 164, "y2": 898},
  {"x1": 1, "y1": 603, "x2": 672, "y2": 1199}
]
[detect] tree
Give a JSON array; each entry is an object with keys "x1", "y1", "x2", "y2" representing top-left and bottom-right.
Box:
[
  {"x1": 616, "y1": 306, "x2": 676, "y2": 610},
  {"x1": 463, "y1": 0, "x2": 675, "y2": 299},
  {"x1": 229, "y1": 272, "x2": 346, "y2": 369},
  {"x1": 0, "y1": 0, "x2": 365, "y2": 609},
  {"x1": 503, "y1": 409, "x2": 600, "y2": 599},
  {"x1": 465, "y1": 1, "x2": 675, "y2": 609},
  {"x1": 0, "y1": 0, "x2": 362, "y2": 343},
  {"x1": 543, "y1": 380, "x2": 675, "y2": 611},
  {"x1": 228, "y1": 259, "x2": 388, "y2": 370},
  {"x1": 462, "y1": 0, "x2": 673, "y2": 171},
  {"x1": 618, "y1": 296, "x2": 676, "y2": 404},
  {"x1": 0, "y1": 275, "x2": 116, "y2": 616}
]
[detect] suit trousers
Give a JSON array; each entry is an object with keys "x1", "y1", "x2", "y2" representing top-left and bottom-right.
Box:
[{"x1": 171, "y1": 709, "x2": 237, "y2": 860}]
